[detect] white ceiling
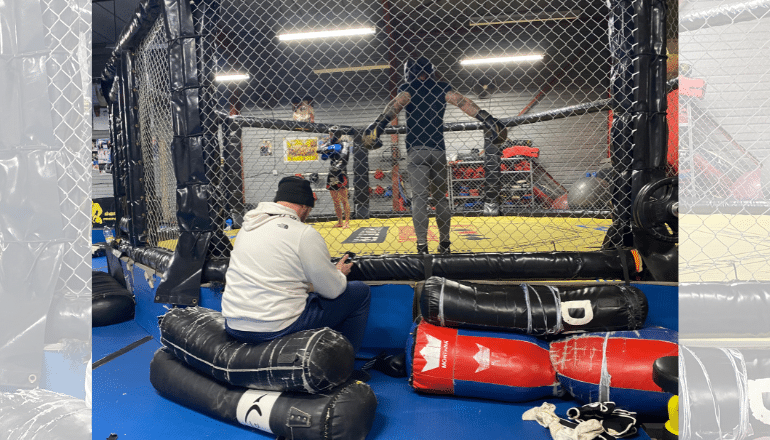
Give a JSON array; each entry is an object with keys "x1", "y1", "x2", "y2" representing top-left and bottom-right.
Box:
[{"x1": 93, "y1": 0, "x2": 142, "y2": 81}]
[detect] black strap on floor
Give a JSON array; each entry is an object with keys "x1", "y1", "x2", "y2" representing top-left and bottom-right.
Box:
[{"x1": 93, "y1": 335, "x2": 154, "y2": 369}]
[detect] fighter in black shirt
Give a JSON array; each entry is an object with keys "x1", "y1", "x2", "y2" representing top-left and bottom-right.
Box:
[{"x1": 363, "y1": 57, "x2": 507, "y2": 254}]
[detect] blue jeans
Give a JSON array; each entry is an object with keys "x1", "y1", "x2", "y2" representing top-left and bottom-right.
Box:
[{"x1": 225, "y1": 281, "x2": 371, "y2": 353}]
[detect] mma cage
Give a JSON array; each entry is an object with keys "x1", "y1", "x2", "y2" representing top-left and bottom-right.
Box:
[{"x1": 100, "y1": 0, "x2": 676, "y2": 306}]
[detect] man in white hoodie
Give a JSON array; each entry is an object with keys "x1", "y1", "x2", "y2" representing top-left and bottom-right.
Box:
[{"x1": 222, "y1": 176, "x2": 371, "y2": 353}]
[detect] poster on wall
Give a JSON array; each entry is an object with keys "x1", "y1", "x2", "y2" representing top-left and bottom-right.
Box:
[
  {"x1": 95, "y1": 138, "x2": 112, "y2": 173},
  {"x1": 260, "y1": 139, "x2": 273, "y2": 156},
  {"x1": 283, "y1": 136, "x2": 319, "y2": 162}
]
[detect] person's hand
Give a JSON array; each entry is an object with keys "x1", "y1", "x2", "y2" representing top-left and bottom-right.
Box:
[
  {"x1": 362, "y1": 113, "x2": 391, "y2": 150},
  {"x1": 336, "y1": 254, "x2": 354, "y2": 276},
  {"x1": 362, "y1": 123, "x2": 383, "y2": 150},
  {"x1": 476, "y1": 109, "x2": 508, "y2": 145}
]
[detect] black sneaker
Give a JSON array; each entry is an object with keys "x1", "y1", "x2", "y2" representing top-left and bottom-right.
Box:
[
  {"x1": 416, "y1": 243, "x2": 429, "y2": 254},
  {"x1": 438, "y1": 241, "x2": 451, "y2": 254}
]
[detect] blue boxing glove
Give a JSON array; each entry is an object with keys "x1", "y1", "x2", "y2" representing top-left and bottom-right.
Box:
[{"x1": 317, "y1": 143, "x2": 343, "y2": 160}]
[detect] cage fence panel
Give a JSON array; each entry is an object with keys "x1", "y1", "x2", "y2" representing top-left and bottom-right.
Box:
[
  {"x1": 135, "y1": 17, "x2": 178, "y2": 249},
  {"x1": 43, "y1": 0, "x2": 93, "y2": 299},
  {"x1": 679, "y1": 0, "x2": 770, "y2": 282},
  {"x1": 0, "y1": 0, "x2": 91, "y2": 392},
  {"x1": 112, "y1": 0, "x2": 673, "y2": 265},
  {"x1": 189, "y1": 0, "x2": 640, "y2": 258}
]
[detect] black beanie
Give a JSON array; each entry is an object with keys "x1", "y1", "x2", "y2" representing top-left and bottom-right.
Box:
[{"x1": 274, "y1": 176, "x2": 315, "y2": 207}]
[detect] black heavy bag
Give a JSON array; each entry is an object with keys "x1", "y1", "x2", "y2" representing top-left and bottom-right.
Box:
[
  {"x1": 680, "y1": 283, "x2": 770, "y2": 338},
  {"x1": 92, "y1": 270, "x2": 135, "y2": 327},
  {"x1": 46, "y1": 291, "x2": 91, "y2": 342},
  {"x1": 159, "y1": 306, "x2": 354, "y2": 393},
  {"x1": 0, "y1": 389, "x2": 91, "y2": 440},
  {"x1": 419, "y1": 276, "x2": 647, "y2": 335},
  {"x1": 681, "y1": 346, "x2": 770, "y2": 439},
  {"x1": 150, "y1": 348, "x2": 377, "y2": 440}
]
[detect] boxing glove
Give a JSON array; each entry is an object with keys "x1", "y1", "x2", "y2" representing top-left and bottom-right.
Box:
[
  {"x1": 475, "y1": 109, "x2": 507, "y2": 144},
  {"x1": 362, "y1": 114, "x2": 390, "y2": 150},
  {"x1": 317, "y1": 143, "x2": 343, "y2": 160}
]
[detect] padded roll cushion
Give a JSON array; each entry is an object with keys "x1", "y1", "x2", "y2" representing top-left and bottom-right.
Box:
[
  {"x1": 549, "y1": 327, "x2": 678, "y2": 416},
  {"x1": 406, "y1": 319, "x2": 563, "y2": 402},
  {"x1": 680, "y1": 283, "x2": 770, "y2": 338},
  {"x1": 419, "y1": 277, "x2": 648, "y2": 335},
  {"x1": 92, "y1": 270, "x2": 135, "y2": 327},
  {"x1": 150, "y1": 348, "x2": 377, "y2": 440},
  {"x1": 159, "y1": 307, "x2": 354, "y2": 393},
  {"x1": 0, "y1": 389, "x2": 92, "y2": 440},
  {"x1": 46, "y1": 291, "x2": 91, "y2": 342}
]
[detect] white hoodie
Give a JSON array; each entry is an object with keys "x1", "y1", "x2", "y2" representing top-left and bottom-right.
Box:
[{"x1": 222, "y1": 202, "x2": 347, "y2": 332}]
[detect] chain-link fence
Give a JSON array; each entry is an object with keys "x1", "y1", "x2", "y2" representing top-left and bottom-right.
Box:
[
  {"x1": 136, "y1": 17, "x2": 178, "y2": 249},
  {"x1": 679, "y1": 0, "x2": 770, "y2": 282},
  {"x1": 122, "y1": 0, "x2": 672, "y2": 259},
  {"x1": 1, "y1": 0, "x2": 91, "y2": 401}
]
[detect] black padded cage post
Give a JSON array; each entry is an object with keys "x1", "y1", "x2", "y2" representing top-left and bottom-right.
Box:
[
  {"x1": 153, "y1": 0, "x2": 215, "y2": 306},
  {"x1": 605, "y1": 0, "x2": 668, "y2": 248},
  {"x1": 104, "y1": 51, "x2": 149, "y2": 247},
  {"x1": 101, "y1": 0, "x2": 163, "y2": 247},
  {"x1": 106, "y1": 72, "x2": 127, "y2": 242},
  {"x1": 122, "y1": 51, "x2": 150, "y2": 246},
  {"x1": 101, "y1": 0, "x2": 214, "y2": 306}
]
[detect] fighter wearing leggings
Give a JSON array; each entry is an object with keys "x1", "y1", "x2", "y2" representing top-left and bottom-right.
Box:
[{"x1": 363, "y1": 57, "x2": 507, "y2": 254}]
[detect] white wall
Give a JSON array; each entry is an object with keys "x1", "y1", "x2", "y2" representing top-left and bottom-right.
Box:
[{"x1": 238, "y1": 86, "x2": 609, "y2": 215}]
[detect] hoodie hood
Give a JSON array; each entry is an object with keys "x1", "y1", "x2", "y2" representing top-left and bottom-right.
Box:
[{"x1": 241, "y1": 202, "x2": 300, "y2": 232}]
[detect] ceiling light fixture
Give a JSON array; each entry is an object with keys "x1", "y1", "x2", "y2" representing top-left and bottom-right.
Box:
[
  {"x1": 215, "y1": 73, "x2": 250, "y2": 82},
  {"x1": 313, "y1": 64, "x2": 390, "y2": 74},
  {"x1": 470, "y1": 10, "x2": 579, "y2": 26},
  {"x1": 461, "y1": 55, "x2": 544, "y2": 65},
  {"x1": 278, "y1": 27, "x2": 375, "y2": 41}
]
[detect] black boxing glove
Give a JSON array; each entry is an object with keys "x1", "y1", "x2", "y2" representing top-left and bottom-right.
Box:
[
  {"x1": 362, "y1": 114, "x2": 391, "y2": 150},
  {"x1": 475, "y1": 109, "x2": 507, "y2": 144}
]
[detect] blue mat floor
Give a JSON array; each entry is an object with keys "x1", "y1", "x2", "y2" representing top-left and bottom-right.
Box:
[
  {"x1": 91, "y1": 256, "x2": 669, "y2": 439},
  {"x1": 91, "y1": 321, "x2": 653, "y2": 440}
]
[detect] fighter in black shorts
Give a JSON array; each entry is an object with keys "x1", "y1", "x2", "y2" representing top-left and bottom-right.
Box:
[{"x1": 317, "y1": 126, "x2": 350, "y2": 228}]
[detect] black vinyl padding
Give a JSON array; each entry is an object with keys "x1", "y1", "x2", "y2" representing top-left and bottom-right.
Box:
[{"x1": 92, "y1": 270, "x2": 135, "y2": 327}]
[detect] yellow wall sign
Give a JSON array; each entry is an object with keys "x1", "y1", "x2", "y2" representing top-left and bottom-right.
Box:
[
  {"x1": 284, "y1": 137, "x2": 319, "y2": 162},
  {"x1": 92, "y1": 201, "x2": 116, "y2": 225}
]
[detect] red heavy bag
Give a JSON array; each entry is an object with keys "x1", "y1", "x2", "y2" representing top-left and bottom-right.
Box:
[
  {"x1": 406, "y1": 319, "x2": 562, "y2": 402},
  {"x1": 549, "y1": 327, "x2": 678, "y2": 417}
]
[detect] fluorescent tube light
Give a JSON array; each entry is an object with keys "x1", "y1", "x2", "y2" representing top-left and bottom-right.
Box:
[
  {"x1": 313, "y1": 64, "x2": 390, "y2": 74},
  {"x1": 470, "y1": 11, "x2": 579, "y2": 26},
  {"x1": 461, "y1": 55, "x2": 544, "y2": 65},
  {"x1": 215, "y1": 73, "x2": 250, "y2": 82},
  {"x1": 278, "y1": 27, "x2": 375, "y2": 41}
]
